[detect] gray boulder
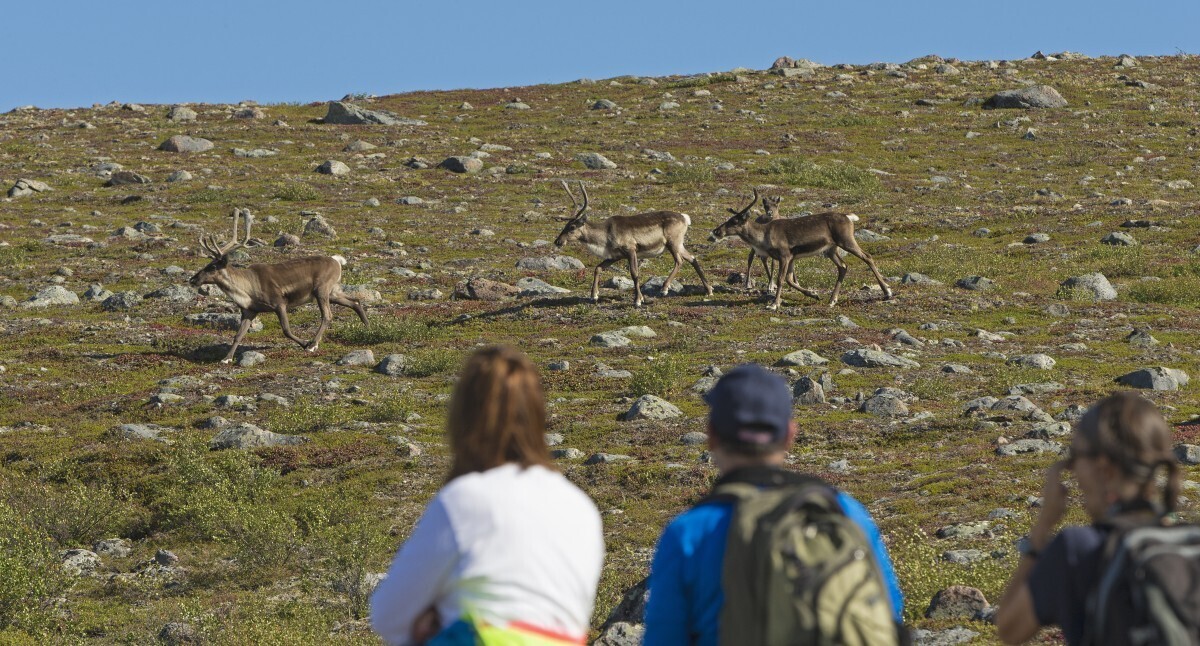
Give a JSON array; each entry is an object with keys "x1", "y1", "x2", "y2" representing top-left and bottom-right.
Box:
[
  {"x1": 159, "y1": 135, "x2": 213, "y2": 153},
  {"x1": 594, "y1": 622, "x2": 644, "y2": 646},
  {"x1": 209, "y1": 423, "x2": 307, "y2": 450},
  {"x1": 316, "y1": 160, "x2": 350, "y2": 175},
  {"x1": 8, "y1": 178, "x2": 51, "y2": 197},
  {"x1": 439, "y1": 156, "x2": 484, "y2": 174},
  {"x1": 792, "y1": 377, "x2": 826, "y2": 405},
  {"x1": 591, "y1": 332, "x2": 632, "y2": 348},
  {"x1": 621, "y1": 395, "x2": 683, "y2": 421},
  {"x1": 982, "y1": 85, "x2": 1068, "y2": 109},
  {"x1": 576, "y1": 152, "x2": 617, "y2": 170},
  {"x1": 303, "y1": 215, "x2": 336, "y2": 238},
  {"x1": 117, "y1": 424, "x2": 175, "y2": 443},
  {"x1": 61, "y1": 549, "x2": 101, "y2": 576},
  {"x1": 516, "y1": 277, "x2": 570, "y2": 296},
  {"x1": 860, "y1": 394, "x2": 909, "y2": 417},
  {"x1": 1116, "y1": 367, "x2": 1189, "y2": 391},
  {"x1": 1008, "y1": 354, "x2": 1056, "y2": 370},
  {"x1": 592, "y1": 99, "x2": 619, "y2": 110},
  {"x1": 777, "y1": 349, "x2": 829, "y2": 367},
  {"x1": 106, "y1": 171, "x2": 151, "y2": 186},
  {"x1": 101, "y1": 291, "x2": 142, "y2": 311},
  {"x1": 584, "y1": 453, "x2": 634, "y2": 465},
  {"x1": 323, "y1": 101, "x2": 425, "y2": 126},
  {"x1": 516, "y1": 255, "x2": 585, "y2": 271},
  {"x1": 955, "y1": 275, "x2": 995, "y2": 290},
  {"x1": 925, "y1": 585, "x2": 991, "y2": 620},
  {"x1": 841, "y1": 349, "x2": 920, "y2": 369},
  {"x1": 238, "y1": 351, "x2": 266, "y2": 367},
  {"x1": 184, "y1": 312, "x2": 264, "y2": 332},
  {"x1": 336, "y1": 349, "x2": 375, "y2": 367},
  {"x1": 457, "y1": 278, "x2": 520, "y2": 301},
  {"x1": 1061, "y1": 273, "x2": 1117, "y2": 300},
  {"x1": 24, "y1": 285, "x2": 80, "y2": 308},
  {"x1": 375, "y1": 354, "x2": 410, "y2": 376},
  {"x1": 997, "y1": 439, "x2": 1063, "y2": 456},
  {"x1": 166, "y1": 106, "x2": 197, "y2": 122},
  {"x1": 1175, "y1": 444, "x2": 1199, "y2": 466},
  {"x1": 1102, "y1": 231, "x2": 1138, "y2": 246}
]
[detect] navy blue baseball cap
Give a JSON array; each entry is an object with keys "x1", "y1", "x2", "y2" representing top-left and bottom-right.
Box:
[{"x1": 703, "y1": 364, "x2": 793, "y2": 447}]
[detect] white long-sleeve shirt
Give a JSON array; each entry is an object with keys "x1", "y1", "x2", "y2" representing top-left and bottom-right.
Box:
[{"x1": 370, "y1": 463, "x2": 604, "y2": 645}]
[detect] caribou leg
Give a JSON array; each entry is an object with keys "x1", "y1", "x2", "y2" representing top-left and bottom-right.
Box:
[
  {"x1": 590, "y1": 258, "x2": 619, "y2": 302},
  {"x1": 275, "y1": 305, "x2": 308, "y2": 348},
  {"x1": 330, "y1": 292, "x2": 369, "y2": 326},
  {"x1": 222, "y1": 311, "x2": 258, "y2": 363}
]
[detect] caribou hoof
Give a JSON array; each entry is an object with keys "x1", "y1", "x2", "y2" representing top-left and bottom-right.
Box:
[
  {"x1": 883, "y1": 290, "x2": 895, "y2": 301},
  {"x1": 306, "y1": 343, "x2": 320, "y2": 353},
  {"x1": 220, "y1": 358, "x2": 234, "y2": 365},
  {"x1": 766, "y1": 303, "x2": 780, "y2": 311}
]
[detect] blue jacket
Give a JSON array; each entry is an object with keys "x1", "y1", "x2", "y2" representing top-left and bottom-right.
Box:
[{"x1": 644, "y1": 467, "x2": 904, "y2": 646}]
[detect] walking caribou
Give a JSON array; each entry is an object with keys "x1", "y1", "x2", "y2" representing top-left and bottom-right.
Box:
[
  {"x1": 553, "y1": 181, "x2": 712, "y2": 307},
  {"x1": 189, "y1": 208, "x2": 368, "y2": 363}
]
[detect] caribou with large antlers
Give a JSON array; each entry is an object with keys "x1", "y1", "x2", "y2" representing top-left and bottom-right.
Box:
[
  {"x1": 705, "y1": 189, "x2": 897, "y2": 307},
  {"x1": 190, "y1": 208, "x2": 368, "y2": 363},
  {"x1": 553, "y1": 181, "x2": 712, "y2": 307},
  {"x1": 709, "y1": 188, "x2": 786, "y2": 291}
]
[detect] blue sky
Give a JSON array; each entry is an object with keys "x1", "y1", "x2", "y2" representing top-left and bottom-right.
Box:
[{"x1": 5, "y1": 0, "x2": 1199, "y2": 112}]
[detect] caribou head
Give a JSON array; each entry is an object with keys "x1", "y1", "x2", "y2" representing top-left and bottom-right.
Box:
[
  {"x1": 553, "y1": 180, "x2": 591, "y2": 248},
  {"x1": 190, "y1": 208, "x2": 253, "y2": 288}
]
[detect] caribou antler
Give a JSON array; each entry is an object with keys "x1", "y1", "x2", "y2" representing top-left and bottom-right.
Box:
[
  {"x1": 728, "y1": 187, "x2": 759, "y2": 215},
  {"x1": 198, "y1": 208, "x2": 254, "y2": 257},
  {"x1": 556, "y1": 180, "x2": 590, "y2": 221}
]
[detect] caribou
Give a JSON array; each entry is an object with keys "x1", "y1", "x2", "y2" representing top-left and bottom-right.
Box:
[
  {"x1": 711, "y1": 190, "x2": 893, "y2": 309},
  {"x1": 553, "y1": 181, "x2": 712, "y2": 307},
  {"x1": 189, "y1": 208, "x2": 368, "y2": 363}
]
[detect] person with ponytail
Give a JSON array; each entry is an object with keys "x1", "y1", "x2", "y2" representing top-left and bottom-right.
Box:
[
  {"x1": 370, "y1": 346, "x2": 604, "y2": 645},
  {"x1": 995, "y1": 391, "x2": 1187, "y2": 645}
]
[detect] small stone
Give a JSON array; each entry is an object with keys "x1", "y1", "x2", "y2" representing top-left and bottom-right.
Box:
[
  {"x1": 375, "y1": 354, "x2": 410, "y2": 376},
  {"x1": 336, "y1": 349, "x2": 375, "y2": 367},
  {"x1": 576, "y1": 152, "x2": 618, "y2": 170},
  {"x1": 316, "y1": 160, "x2": 350, "y2": 176},
  {"x1": 941, "y1": 549, "x2": 986, "y2": 565},
  {"x1": 238, "y1": 351, "x2": 266, "y2": 367},
  {"x1": 209, "y1": 423, "x2": 307, "y2": 450},
  {"x1": 997, "y1": 439, "x2": 1063, "y2": 456},
  {"x1": 936, "y1": 521, "x2": 992, "y2": 539},
  {"x1": 925, "y1": 585, "x2": 991, "y2": 620},
  {"x1": 792, "y1": 377, "x2": 826, "y2": 405},
  {"x1": 552, "y1": 448, "x2": 585, "y2": 460},
  {"x1": 23, "y1": 285, "x2": 80, "y2": 308},
  {"x1": 158, "y1": 135, "x2": 213, "y2": 153},
  {"x1": 303, "y1": 215, "x2": 337, "y2": 238},
  {"x1": 1101, "y1": 231, "x2": 1138, "y2": 246},
  {"x1": 1126, "y1": 328, "x2": 1159, "y2": 347},
  {"x1": 1061, "y1": 273, "x2": 1117, "y2": 300},
  {"x1": 584, "y1": 453, "x2": 634, "y2": 465},
  {"x1": 61, "y1": 549, "x2": 101, "y2": 576},
  {"x1": 105, "y1": 171, "x2": 152, "y2": 187},
  {"x1": 516, "y1": 277, "x2": 570, "y2": 296},
  {"x1": 158, "y1": 622, "x2": 198, "y2": 646},
  {"x1": 93, "y1": 538, "x2": 132, "y2": 558},
  {"x1": 621, "y1": 395, "x2": 683, "y2": 421},
  {"x1": 166, "y1": 106, "x2": 198, "y2": 122},
  {"x1": 681, "y1": 431, "x2": 708, "y2": 446},
  {"x1": 591, "y1": 332, "x2": 632, "y2": 348},
  {"x1": 942, "y1": 364, "x2": 973, "y2": 374},
  {"x1": 982, "y1": 85, "x2": 1068, "y2": 109},
  {"x1": 516, "y1": 255, "x2": 585, "y2": 271},
  {"x1": 841, "y1": 349, "x2": 920, "y2": 369},
  {"x1": 1008, "y1": 354, "x2": 1056, "y2": 370},
  {"x1": 777, "y1": 349, "x2": 829, "y2": 367},
  {"x1": 154, "y1": 549, "x2": 179, "y2": 566},
  {"x1": 439, "y1": 156, "x2": 484, "y2": 174},
  {"x1": 860, "y1": 394, "x2": 909, "y2": 417},
  {"x1": 956, "y1": 275, "x2": 995, "y2": 291},
  {"x1": 1115, "y1": 367, "x2": 1189, "y2": 391},
  {"x1": 166, "y1": 170, "x2": 193, "y2": 182},
  {"x1": 1174, "y1": 444, "x2": 1200, "y2": 466}
]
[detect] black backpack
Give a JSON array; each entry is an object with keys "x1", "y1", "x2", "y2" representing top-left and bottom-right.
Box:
[{"x1": 1084, "y1": 520, "x2": 1200, "y2": 646}]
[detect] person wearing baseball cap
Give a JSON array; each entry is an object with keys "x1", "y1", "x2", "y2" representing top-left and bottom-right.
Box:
[{"x1": 643, "y1": 364, "x2": 904, "y2": 645}]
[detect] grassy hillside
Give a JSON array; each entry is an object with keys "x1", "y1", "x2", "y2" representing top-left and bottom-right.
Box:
[{"x1": 1, "y1": 53, "x2": 1198, "y2": 644}]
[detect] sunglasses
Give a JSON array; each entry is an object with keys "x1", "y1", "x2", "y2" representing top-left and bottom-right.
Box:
[{"x1": 1064, "y1": 445, "x2": 1101, "y2": 469}]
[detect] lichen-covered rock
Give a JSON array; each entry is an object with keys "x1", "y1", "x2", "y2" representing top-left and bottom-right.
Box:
[{"x1": 621, "y1": 395, "x2": 682, "y2": 421}]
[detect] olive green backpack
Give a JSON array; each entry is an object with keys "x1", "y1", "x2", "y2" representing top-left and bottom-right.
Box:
[{"x1": 712, "y1": 479, "x2": 900, "y2": 646}]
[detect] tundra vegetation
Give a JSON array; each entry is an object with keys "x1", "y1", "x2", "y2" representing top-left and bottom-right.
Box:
[{"x1": 1, "y1": 53, "x2": 1199, "y2": 644}]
